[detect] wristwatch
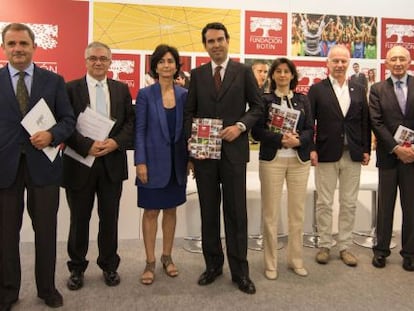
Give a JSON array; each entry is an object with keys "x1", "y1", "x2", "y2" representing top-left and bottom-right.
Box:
[{"x1": 235, "y1": 122, "x2": 246, "y2": 132}]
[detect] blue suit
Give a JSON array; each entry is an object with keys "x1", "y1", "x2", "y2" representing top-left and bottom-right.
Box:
[
  {"x1": 0, "y1": 64, "x2": 75, "y2": 303},
  {"x1": 134, "y1": 83, "x2": 187, "y2": 189}
]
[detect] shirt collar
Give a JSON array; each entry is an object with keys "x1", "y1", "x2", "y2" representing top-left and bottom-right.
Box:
[
  {"x1": 86, "y1": 73, "x2": 108, "y2": 86},
  {"x1": 391, "y1": 74, "x2": 408, "y2": 85},
  {"x1": 8, "y1": 62, "x2": 34, "y2": 77},
  {"x1": 329, "y1": 75, "x2": 348, "y2": 87},
  {"x1": 212, "y1": 57, "x2": 230, "y2": 73}
]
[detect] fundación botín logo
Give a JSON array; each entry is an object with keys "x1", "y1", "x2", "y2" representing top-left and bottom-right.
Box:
[{"x1": 245, "y1": 11, "x2": 287, "y2": 55}]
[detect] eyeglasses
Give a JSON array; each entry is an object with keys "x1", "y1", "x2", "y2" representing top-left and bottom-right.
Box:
[{"x1": 87, "y1": 56, "x2": 111, "y2": 63}]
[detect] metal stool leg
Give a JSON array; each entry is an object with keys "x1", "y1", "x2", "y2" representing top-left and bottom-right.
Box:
[
  {"x1": 353, "y1": 190, "x2": 396, "y2": 249},
  {"x1": 304, "y1": 190, "x2": 336, "y2": 248}
]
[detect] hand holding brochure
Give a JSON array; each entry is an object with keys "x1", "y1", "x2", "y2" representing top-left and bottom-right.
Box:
[
  {"x1": 21, "y1": 98, "x2": 59, "y2": 162},
  {"x1": 393, "y1": 125, "x2": 414, "y2": 147},
  {"x1": 64, "y1": 107, "x2": 115, "y2": 167},
  {"x1": 267, "y1": 103, "x2": 300, "y2": 134},
  {"x1": 189, "y1": 118, "x2": 223, "y2": 159}
]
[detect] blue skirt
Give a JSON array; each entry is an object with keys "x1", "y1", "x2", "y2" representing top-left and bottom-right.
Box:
[{"x1": 137, "y1": 177, "x2": 186, "y2": 210}]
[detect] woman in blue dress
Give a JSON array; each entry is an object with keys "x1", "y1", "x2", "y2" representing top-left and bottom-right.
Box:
[{"x1": 135, "y1": 44, "x2": 188, "y2": 285}]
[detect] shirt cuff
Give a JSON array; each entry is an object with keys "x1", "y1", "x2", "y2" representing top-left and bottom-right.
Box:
[{"x1": 235, "y1": 122, "x2": 246, "y2": 132}]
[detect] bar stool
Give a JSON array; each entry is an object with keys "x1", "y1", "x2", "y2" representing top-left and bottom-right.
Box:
[
  {"x1": 183, "y1": 178, "x2": 203, "y2": 253},
  {"x1": 353, "y1": 170, "x2": 396, "y2": 249}
]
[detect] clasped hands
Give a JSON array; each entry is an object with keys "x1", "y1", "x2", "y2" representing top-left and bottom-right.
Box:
[
  {"x1": 281, "y1": 132, "x2": 300, "y2": 149},
  {"x1": 88, "y1": 138, "x2": 118, "y2": 157}
]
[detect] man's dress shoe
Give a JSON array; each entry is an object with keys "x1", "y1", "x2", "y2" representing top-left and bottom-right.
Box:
[
  {"x1": 103, "y1": 271, "x2": 120, "y2": 286},
  {"x1": 67, "y1": 271, "x2": 84, "y2": 290},
  {"x1": 197, "y1": 268, "x2": 223, "y2": 285},
  {"x1": 372, "y1": 254, "x2": 386, "y2": 268},
  {"x1": 403, "y1": 257, "x2": 414, "y2": 271},
  {"x1": 232, "y1": 276, "x2": 256, "y2": 294},
  {"x1": 39, "y1": 289, "x2": 63, "y2": 308}
]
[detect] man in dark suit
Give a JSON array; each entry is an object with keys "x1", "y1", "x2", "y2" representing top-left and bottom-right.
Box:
[
  {"x1": 62, "y1": 42, "x2": 135, "y2": 290},
  {"x1": 308, "y1": 45, "x2": 371, "y2": 267},
  {"x1": 184, "y1": 22, "x2": 263, "y2": 294},
  {"x1": 0, "y1": 23, "x2": 75, "y2": 310},
  {"x1": 350, "y1": 62, "x2": 368, "y2": 92},
  {"x1": 369, "y1": 45, "x2": 414, "y2": 272}
]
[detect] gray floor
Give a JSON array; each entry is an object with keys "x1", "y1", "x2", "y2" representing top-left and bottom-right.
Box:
[{"x1": 13, "y1": 236, "x2": 413, "y2": 311}]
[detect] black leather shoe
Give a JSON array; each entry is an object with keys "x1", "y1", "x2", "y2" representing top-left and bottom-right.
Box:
[
  {"x1": 103, "y1": 271, "x2": 120, "y2": 286},
  {"x1": 39, "y1": 289, "x2": 63, "y2": 308},
  {"x1": 0, "y1": 299, "x2": 17, "y2": 311},
  {"x1": 197, "y1": 268, "x2": 223, "y2": 286},
  {"x1": 232, "y1": 276, "x2": 256, "y2": 294},
  {"x1": 372, "y1": 254, "x2": 386, "y2": 268},
  {"x1": 403, "y1": 257, "x2": 414, "y2": 271},
  {"x1": 67, "y1": 271, "x2": 84, "y2": 290}
]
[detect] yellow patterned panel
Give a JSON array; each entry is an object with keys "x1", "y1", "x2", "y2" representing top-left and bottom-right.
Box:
[{"x1": 93, "y1": 3, "x2": 240, "y2": 53}]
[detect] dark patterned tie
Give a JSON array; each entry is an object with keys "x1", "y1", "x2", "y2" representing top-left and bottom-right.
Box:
[
  {"x1": 214, "y1": 65, "x2": 222, "y2": 92},
  {"x1": 16, "y1": 71, "x2": 29, "y2": 115},
  {"x1": 395, "y1": 80, "x2": 406, "y2": 115}
]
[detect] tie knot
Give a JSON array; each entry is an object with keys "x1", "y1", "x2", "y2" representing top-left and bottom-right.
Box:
[
  {"x1": 97, "y1": 81, "x2": 104, "y2": 88},
  {"x1": 18, "y1": 71, "x2": 25, "y2": 79},
  {"x1": 215, "y1": 66, "x2": 222, "y2": 74},
  {"x1": 396, "y1": 80, "x2": 403, "y2": 88}
]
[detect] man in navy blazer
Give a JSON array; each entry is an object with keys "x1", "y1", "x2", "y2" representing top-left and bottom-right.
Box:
[
  {"x1": 369, "y1": 45, "x2": 414, "y2": 271},
  {"x1": 308, "y1": 44, "x2": 371, "y2": 267},
  {"x1": 62, "y1": 42, "x2": 135, "y2": 291},
  {"x1": 0, "y1": 23, "x2": 75, "y2": 310},
  {"x1": 184, "y1": 22, "x2": 263, "y2": 294}
]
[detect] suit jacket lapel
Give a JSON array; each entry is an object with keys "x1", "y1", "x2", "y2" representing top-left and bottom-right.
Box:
[
  {"x1": 218, "y1": 60, "x2": 237, "y2": 100},
  {"x1": 324, "y1": 79, "x2": 344, "y2": 119},
  {"x1": 79, "y1": 77, "x2": 91, "y2": 111},
  {"x1": 152, "y1": 83, "x2": 170, "y2": 141},
  {"x1": 405, "y1": 75, "x2": 414, "y2": 116},
  {"x1": 385, "y1": 77, "x2": 404, "y2": 116},
  {"x1": 174, "y1": 85, "x2": 183, "y2": 143},
  {"x1": 107, "y1": 79, "x2": 117, "y2": 119},
  {"x1": 0, "y1": 67, "x2": 20, "y2": 115}
]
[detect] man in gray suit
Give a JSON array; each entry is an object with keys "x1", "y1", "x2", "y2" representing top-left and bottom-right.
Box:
[
  {"x1": 369, "y1": 45, "x2": 414, "y2": 271},
  {"x1": 184, "y1": 22, "x2": 263, "y2": 294},
  {"x1": 63, "y1": 42, "x2": 135, "y2": 290}
]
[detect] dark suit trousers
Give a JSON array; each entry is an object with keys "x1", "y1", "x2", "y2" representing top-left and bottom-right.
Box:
[
  {"x1": 0, "y1": 156, "x2": 59, "y2": 303},
  {"x1": 374, "y1": 162, "x2": 414, "y2": 258},
  {"x1": 194, "y1": 155, "x2": 249, "y2": 279},
  {"x1": 66, "y1": 158, "x2": 122, "y2": 273}
]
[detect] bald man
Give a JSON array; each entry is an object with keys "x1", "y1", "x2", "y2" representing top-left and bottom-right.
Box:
[{"x1": 369, "y1": 45, "x2": 414, "y2": 271}]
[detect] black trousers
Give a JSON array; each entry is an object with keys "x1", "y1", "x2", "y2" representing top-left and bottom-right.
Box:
[
  {"x1": 374, "y1": 162, "x2": 414, "y2": 258},
  {"x1": 66, "y1": 158, "x2": 122, "y2": 273},
  {"x1": 193, "y1": 155, "x2": 249, "y2": 279},
  {"x1": 0, "y1": 156, "x2": 59, "y2": 303}
]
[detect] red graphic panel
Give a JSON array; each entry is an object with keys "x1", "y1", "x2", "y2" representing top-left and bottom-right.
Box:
[
  {"x1": 108, "y1": 53, "x2": 140, "y2": 100},
  {"x1": 0, "y1": 0, "x2": 88, "y2": 82},
  {"x1": 381, "y1": 18, "x2": 414, "y2": 59},
  {"x1": 293, "y1": 60, "x2": 327, "y2": 94},
  {"x1": 245, "y1": 11, "x2": 287, "y2": 56}
]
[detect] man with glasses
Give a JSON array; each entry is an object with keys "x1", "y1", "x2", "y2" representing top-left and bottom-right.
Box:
[{"x1": 62, "y1": 42, "x2": 135, "y2": 290}]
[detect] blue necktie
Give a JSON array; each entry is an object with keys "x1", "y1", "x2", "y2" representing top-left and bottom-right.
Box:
[
  {"x1": 96, "y1": 82, "x2": 107, "y2": 116},
  {"x1": 395, "y1": 80, "x2": 406, "y2": 115}
]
